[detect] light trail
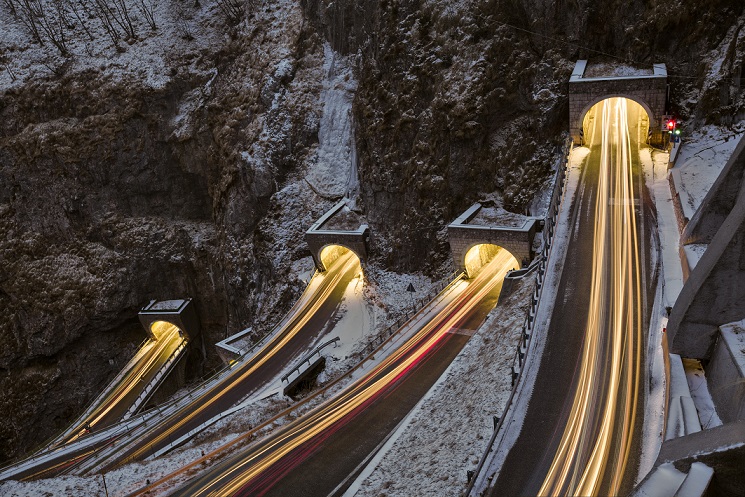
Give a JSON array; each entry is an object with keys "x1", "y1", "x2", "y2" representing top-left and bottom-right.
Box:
[
  {"x1": 61, "y1": 324, "x2": 186, "y2": 445},
  {"x1": 539, "y1": 98, "x2": 643, "y2": 496},
  {"x1": 174, "y1": 249, "x2": 518, "y2": 497},
  {"x1": 112, "y1": 250, "x2": 363, "y2": 466}
]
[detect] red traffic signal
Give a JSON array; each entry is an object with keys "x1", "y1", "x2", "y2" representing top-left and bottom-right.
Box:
[{"x1": 667, "y1": 119, "x2": 676, "y2": 130}]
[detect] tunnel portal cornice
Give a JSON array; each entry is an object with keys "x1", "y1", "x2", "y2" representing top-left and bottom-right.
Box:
[
  {"x1": 138, "y1": 299, "x2": 200, "y2": 340},
  {"x1": 305, "y1": 199, "x2": 370, "y2": 272},
  {"x1": 569, "y1": 59, "x2": 668, "y2": 147},
  {"x1": 448, "y1": 203, "x2": 538, "y2": 276}
]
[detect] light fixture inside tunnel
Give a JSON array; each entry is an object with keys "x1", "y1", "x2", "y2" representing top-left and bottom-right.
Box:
[
  {"x1": 582, "y1": 98, "x2": 649, "y2": 148},
  {"x1": 464, "y1": 244, "x2": 517, "y2": 279},
  {"x1": 150, "y1": 320, "x2": 183, "y2": 340}
]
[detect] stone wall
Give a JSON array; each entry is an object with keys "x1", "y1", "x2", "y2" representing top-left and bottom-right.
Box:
[
  {"x1": 569, "y1": 61, "x2": 667, "y2": 146},
  {"x1": 305, "y1": 228, "x2": 370, "y2": 271},
  {"x1": 448, "y1": 222, "x2": 537, "y2": 276}
]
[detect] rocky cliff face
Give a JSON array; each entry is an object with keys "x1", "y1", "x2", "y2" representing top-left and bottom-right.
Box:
[
  {"x1": 1, "y1": 0, "x2": 744, "y2": 463},
  {"x1": 304, "y1": 0, "x2": 745, "y2": 271}
]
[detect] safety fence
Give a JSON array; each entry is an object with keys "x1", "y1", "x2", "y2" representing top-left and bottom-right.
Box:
[
  {"x1": 356, "y1": 270, "x2": 465, "y2": 359},
  {"x1": 465, "y1": 138, "x2": 573, "y2": 496},
  {"x1": 122, "y1": 338, "x2": 189, "y2": 420}
]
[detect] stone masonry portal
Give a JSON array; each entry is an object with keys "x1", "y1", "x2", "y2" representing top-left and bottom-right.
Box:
[{"x1": 569, "y1": 60, "x2": 667, "y2": 147}]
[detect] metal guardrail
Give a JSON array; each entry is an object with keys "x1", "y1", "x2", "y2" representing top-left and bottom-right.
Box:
[
  {"x1": 465, "y1": 138, "x2": 573, "y2": 496},
  {"x1": 357, "y1": 270, "x2": 465, "y2": 358},
  {"x1": 281, "y1": 337, "x2": 340, "y2": 383},
  {"x1": 122, "y1": 339, "x2": 189, "y2": 420}
]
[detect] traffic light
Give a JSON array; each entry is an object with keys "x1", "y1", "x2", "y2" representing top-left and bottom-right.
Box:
[{"x1": 666, "y1": 119, "x2": 676, "y2": 133}]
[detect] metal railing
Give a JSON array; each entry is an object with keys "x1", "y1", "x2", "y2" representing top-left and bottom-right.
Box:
[
  {"x1": 122, "y1": 339, "x2": 189, "y2": 420},
  {"x1": 465, "y1": 138, "x2": 573, "y2": 496},
  {"x1": 357, "y1": 270, "x2": 465, "y2": 358}
]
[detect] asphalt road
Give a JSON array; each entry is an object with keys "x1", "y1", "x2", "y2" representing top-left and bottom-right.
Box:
[
  {"x1": 97, "y1": 251, "x2": 363, "y2": 471},
  {"x1": 491, "y1": 99, "x2": 655, "y2": 497},
  {"x1": 171, "y1": 251, "x2": 516, "y2": 497}
]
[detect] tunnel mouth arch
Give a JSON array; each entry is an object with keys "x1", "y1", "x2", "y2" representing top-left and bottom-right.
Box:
[
  {"x1": 149, "y1": 320, "x2": 185, "y2": 340},
  {"x1": 464, "y1": 243, "x2": 519, "y2": 279},
  {"x1": 579, "y1": 96, "x2": 650, "y2": 148},
  {"x1": 319, "y1": 244, "x2": 362, "y2": 272}
]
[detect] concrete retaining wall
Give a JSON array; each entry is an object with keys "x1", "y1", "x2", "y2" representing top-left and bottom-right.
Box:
[{"x1": 707, "y1": 326, "x2": 745, "y2": 423}]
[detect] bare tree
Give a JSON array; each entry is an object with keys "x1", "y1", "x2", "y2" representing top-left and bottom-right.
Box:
[
  {"x1": 110, "y1": 0, "x2": 136, "y2": 39},
  {"x1": 93, "y1": 0, "x2": 135, "y2": 43},
  {"x1": 0, "y1": 53, "x2": 18, "y2": 81},
  {"x1": 175, "y1": 12, "x2": 193, "y2": 40},
  {"x1": 215, "y1": 0, "x2": 242, "y2": 24},
  {"x1": 16, "y1": 0, "x2": 45, "y2": 45},
  {"x1": 36, "y1": 14, "x2": 70, "y2": 56},
  {"x1": 68, "y1": 0, "x2": 95, "y2": 41},
  {"x1": 137, "y1": 0, "x2": 155, "y2": 30},
  {"x1": 2, "y1": 0, "x2": 17, "y2": 16}
]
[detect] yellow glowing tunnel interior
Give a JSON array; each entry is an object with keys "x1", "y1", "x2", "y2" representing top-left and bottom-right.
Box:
[
  {"x1": 150, "y1": 320, "x2": 184, "y2": 340},
  {"x1": 582, "y1": 97, "x2": 649, "y2": 148},
  {"x1": 464, "y1": 244, "x2": 518, "y2": 279},
  {"x1": 320, "y1": 245, "x2": 361, "y2": 272}
]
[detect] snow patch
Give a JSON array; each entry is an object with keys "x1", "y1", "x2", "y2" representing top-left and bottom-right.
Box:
[
  {"x1": 682, "y1": 244, "x2": 707, "y2": 274},
  {"x1": 682, "y1": 358, "x2": 723, "y2": 430},
  {"x1": 304, "y1": 43, "x2": 358, "y2": 198},
  {"x1": 671, "y1": 125, "x2": 745, "y2": 220}
]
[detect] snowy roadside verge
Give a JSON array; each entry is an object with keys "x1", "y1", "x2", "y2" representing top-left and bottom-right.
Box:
[
  {"x1": 346, "y1": 273, "x2": 534, "y2": 497},
  {"x1": 471, "y1": 145, "x2": 584, "y2": 494}
]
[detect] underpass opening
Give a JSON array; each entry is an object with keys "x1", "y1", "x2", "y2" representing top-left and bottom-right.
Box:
[
  {"x1": 464, "y1": 244, "x2": 519, "y2": 279},
  {"x1": 319, "y1": 244, "x2": 362, "y2": 273},
  {"x1": 150, "y1": 320, "x2": 185, "y2": 341},
  {"x1": 581, "y1": 97, "x2": 650, "y2": 148}
]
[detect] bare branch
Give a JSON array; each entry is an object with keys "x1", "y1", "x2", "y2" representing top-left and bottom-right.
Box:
[
  {"x1": 137, "y1": 0, "x2": 155, "y2": 30},
  {"x1": 215, "y1": 0, "x2": 242, "y2": 24}
]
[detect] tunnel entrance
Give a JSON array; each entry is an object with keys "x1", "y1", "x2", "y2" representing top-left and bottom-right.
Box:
[
  {"x1": 149, "y1": 320, "x2": 184, "y2": 340},
  {"x1": 580, "y1": 97, "x2": 650, "y2": 148},
  {"x1": 568, "y1": 60, "x2": 667, "y2": 147},
  {"x1": 464, "y1": 244, "x2": 519, "y2": 279},
  {"x1": 319, "y1": 245, "x2": 362, "y2": 273}
]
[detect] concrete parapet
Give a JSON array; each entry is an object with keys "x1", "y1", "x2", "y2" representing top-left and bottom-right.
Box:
[
  {"x1": 668, "y1": 140, "x2": 745, "y2": 359},
  {"x1": 305, "y1": 199, "x2": 370, "y2": 271},
  {"x1": 655, "y1": 420, "x2": 745, "y2": 497},
  {"x1": 707, "y1": 323, "x2": 745, "y2": 423},
  {"x1": 447, "y1": 203, "x2": 538, "y2": 276},
  {"x1": 568, "y1": 60, "x2": 667, "y2": 146},
  {"x1": 214, "y1": 327, "x2": 253, "y2": 364}
]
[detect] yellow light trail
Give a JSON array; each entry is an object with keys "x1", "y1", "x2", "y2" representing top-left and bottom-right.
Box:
[
  {"x1": 179, "y1": 249, "x2": 518, "y2": 496},
  {"x1": 121, "y1": 250, "x2": 362, "y2": 463},
  {"x1": 65, "y1": 324, "x2": 186, "y2": 444},
  {"x1": 539, "y1": 98, "x2": 643, "y2": 496}
]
